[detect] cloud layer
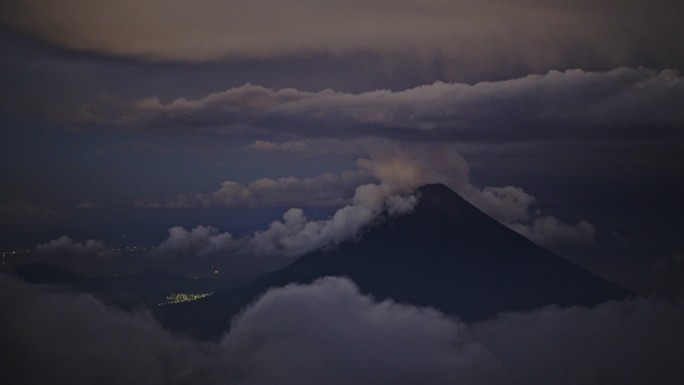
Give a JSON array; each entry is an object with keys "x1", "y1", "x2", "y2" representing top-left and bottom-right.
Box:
[
  {"x1": 79, "y1": 67, "x2": 684, "y2": 143},
  {"x1": 3, "y1": 0, "x2": 683, "y2": 73},
  {"x1": 3, "y1": 273, "x2": 684, "y2": 385}
]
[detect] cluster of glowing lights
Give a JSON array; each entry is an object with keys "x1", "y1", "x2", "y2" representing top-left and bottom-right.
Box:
[{"x1": 158, "y1": 292, "x2": 213, "y2": 306}]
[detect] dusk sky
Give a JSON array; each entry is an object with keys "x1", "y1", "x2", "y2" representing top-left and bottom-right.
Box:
[
  {"x1": 3, "y1": 2, "x2": 684, "y2": 384},
  {"x1": 2, "y1": 0, "x2": 684, "y2": 294}
]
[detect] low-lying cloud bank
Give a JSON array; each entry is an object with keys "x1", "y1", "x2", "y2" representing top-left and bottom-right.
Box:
[{"x1": 2, "y1": 273, "x2": 683, "y2": 385}]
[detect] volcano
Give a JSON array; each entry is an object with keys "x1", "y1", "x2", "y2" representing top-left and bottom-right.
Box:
[{"x1": 159, "y1": 183, "x2": 630, "y2": 337}]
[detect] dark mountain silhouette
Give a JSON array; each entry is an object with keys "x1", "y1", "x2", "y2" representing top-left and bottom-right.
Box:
[{"x1": 159, "y1": 183, "x2": 631, "y2": 338}]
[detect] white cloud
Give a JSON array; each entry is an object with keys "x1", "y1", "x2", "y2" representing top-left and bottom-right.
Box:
[
  {"x1": 36, "y1": 236, "x2": 112, "y2": 258},
  {"x1": 240, "y1": 184, "x2": 417, "y2": 258},
  {"x1": 154, "y1": 226, "x2": 242, "y2": 258},
  {"x1": 148, "y1": 177, "x2": 418, "y2": 261},
  {"x1": 472, "y1": 186, "x2": 536, "y2": 224}
]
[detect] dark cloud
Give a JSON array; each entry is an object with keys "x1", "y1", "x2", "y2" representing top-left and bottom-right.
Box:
[
  {"x1": 220, "y1": 277, "x2": 500, "y2": 385},
  {"x1": 3, "y1": 0, "x2": 683, "y2": 76},
  {"x1": 472, "y1": 297, "x2": 684, "y2": 384},
  {"x1": 0, "y1": 273, "x2": 214, "y2": 385},
  {"x1": 79, "y1": 67, "x2": 684, "y2": 143},
  {"x1": 3, "y1": 273, "x2": 684, "y2": 385}
]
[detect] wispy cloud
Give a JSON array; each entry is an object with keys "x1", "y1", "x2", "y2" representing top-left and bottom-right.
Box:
[{"x1": 136, "y1": 170, "x2": 371, "y2": 209}]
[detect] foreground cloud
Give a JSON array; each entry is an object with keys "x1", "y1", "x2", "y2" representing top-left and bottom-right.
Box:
[
  {"x1": 221, "y1": 277, "x2": 499, "y2": 385},
  {"x1": 0, "y1": 273, "x2": 208, "y2": 385},
  {"x1": 2, "y1": 273, "x2": 683, "y2": 385},
  {"x1": 79, "y1": 67, "x2": 684, "y2": 143},
  {"x1": 472, "y1": 297, "x2": 684, "y2": 384}
]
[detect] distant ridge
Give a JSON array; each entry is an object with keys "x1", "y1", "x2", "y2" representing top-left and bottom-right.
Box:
[{"x1": 159, "y1": 183, "x2": 631, "y2": 338}]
